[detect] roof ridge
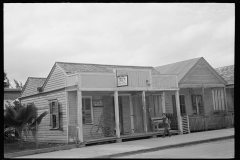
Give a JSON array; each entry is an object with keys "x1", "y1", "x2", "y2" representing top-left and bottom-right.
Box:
[
  {"x1": 155, "y1": 57, "x2": 202, "y2": 68},
  {"x1": 56, "y1": 61, "x2": 154, "y2": 68}
]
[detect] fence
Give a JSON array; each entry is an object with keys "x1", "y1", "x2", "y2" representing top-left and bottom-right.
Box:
[{"x1": 188, "y1": 114, "x2": 234, "y2": 132}]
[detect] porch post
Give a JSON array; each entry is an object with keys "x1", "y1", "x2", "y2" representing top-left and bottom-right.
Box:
[
  {"x1": 161, "y1": 92, "x2": 166, "y2": 113},
  {"x1": 201, "y1": 85, "x2": 205, "y2": 115},
  {"x1": 114, "y1": 91, "x2": 120, "y2": 138},
  {"x1": 175, "y1": 90, "x2": 183, "y2": 134},
  {"x1": 77, "y1": 89, "x2": 83, "y2": 143},
  {"x1": 142, "y1": 91, "x2": 147, "y2": 133},
  {"x1": 223, "y1": 87, "x2": 228, "y2": 113}
]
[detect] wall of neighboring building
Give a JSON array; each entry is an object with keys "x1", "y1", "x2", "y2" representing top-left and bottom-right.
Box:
[
  {"x1": 226, "y1": 88, "x2": 234, "y2": 113},
  {"x1": 20, "y1": 89, "x2": 67, "y2": 143}
]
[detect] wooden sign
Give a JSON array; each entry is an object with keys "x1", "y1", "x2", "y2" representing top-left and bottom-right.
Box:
[{"x1": 117, "y1": 75, "x2": 128, "y2": 87}]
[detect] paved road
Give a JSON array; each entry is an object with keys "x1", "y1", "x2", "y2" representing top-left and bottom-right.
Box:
[{"x1": 115, "y1": 139, "x2": 234, "y2": 158}]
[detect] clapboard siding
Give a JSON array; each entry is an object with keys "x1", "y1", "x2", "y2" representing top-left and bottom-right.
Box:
[
  {"x1": 164, "y1": 88, "x2": 214, "y2": 116},
  {"x1": 182, "y1": 61, "x2": 223, "y2": 84},
  {"x1": 20, "y1": 89, "x2": 67, "y2": 143},
  {"x1": 44, "y1": 65, "x2": 66, "y2": 92},
  {"x1": 68, "y1": 91, "x2": 77, "y2": 126}
]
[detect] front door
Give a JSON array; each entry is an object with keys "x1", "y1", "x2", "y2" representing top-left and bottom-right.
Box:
[{"x1": 132, "y1": 95, "x2": 144, "y2": 133}]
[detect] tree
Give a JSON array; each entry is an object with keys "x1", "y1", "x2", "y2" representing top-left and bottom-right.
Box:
[
  {"x1": 14, "y1": 79, "x2": 23, "y2": 89},
  {"x1": 4, "y1": 101, "x2": 48, "y2": 148},
  {"x1": 4, "y1": 71, "x2": 10, "y2": 88}
]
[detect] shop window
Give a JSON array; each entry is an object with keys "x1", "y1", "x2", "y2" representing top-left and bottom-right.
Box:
[{"x1": 49, "y1": 100, "x2": 59, "y2": 129}]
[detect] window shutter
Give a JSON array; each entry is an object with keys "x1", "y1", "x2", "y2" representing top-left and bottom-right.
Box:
[
  {"x1": 180, "y1": 95, "x2": 186, "y2": 115},
  {"x1": 49, "y1": 102, "x2": 53, "y2": 128},
  {"x1": 172, "y1": 95, "x2": 177, "y2": 115},
  {"x1": 191, "y1": 95, "x2": 197, "y2": 114},
  {"x1": 55, "y1": 100, "x2": 60, "y2": 129}
]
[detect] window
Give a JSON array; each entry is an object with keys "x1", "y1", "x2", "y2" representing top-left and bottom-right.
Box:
[
  {"x1": 212, "y1": 88, "x2": 225, "y2": 112},
  {"x1": 82, "y1": 97, "x2": 93, "y2": 124},
  {"x1": 172, "y1": 95, "x2": 186, "y2": 116},
  {"x1": 49, "y1": 100, "x2": 59, "y2": 129},
  {"x1": 191, "y1": 95, "x2": 204, "y2": 115}
]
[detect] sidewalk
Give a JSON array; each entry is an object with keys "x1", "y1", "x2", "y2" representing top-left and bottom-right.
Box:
[{"x1": 16, "y1": 128, "x2": 234, "y2": 158}]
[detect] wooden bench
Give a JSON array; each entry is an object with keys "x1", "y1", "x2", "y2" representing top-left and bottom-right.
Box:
[{"x1": 151, "y1": 117, "x2": 171, "y2": 132}]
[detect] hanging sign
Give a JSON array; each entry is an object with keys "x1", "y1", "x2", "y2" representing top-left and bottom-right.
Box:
[
  {"x1": 117, "y1": 75, "x2": 128, "y2": 87},
  {"x1": 93, "y1": 100, "x2": 103, "y2": 107}
]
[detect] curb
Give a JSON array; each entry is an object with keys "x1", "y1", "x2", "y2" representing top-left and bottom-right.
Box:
[
  {"x1": 4, "y1": 144, "x2": 86, "y2": 158},
  {"x1": 94, "y1": 135, "x2": 234, "y2": 158}
]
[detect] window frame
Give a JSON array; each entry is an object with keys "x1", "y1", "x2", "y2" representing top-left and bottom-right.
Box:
[
  {"x1": 191, "y1": 94, "x2": 205, "y2": 115},
  {"x1": 212, "y1": 88, "x2": 225, "y2": 113},
  {"x1": 49, "y1": 99, "x2": 60, "y2": 130},
  {"x1": 82, "y1": 96, "x2": 93, "y2": 125}
]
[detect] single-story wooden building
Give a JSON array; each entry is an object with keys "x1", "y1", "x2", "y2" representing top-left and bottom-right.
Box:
[
  {"x1": 215, "y1": 65, "x2": 234, "y2": 114},
  {"x1": 19, "y1": 62, "x2": 183, "y2": 144},
  {"x1": 154, "y1": 57, "x2": 234, "y2": 133}
]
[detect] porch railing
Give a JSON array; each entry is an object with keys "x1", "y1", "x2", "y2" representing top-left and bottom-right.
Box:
[
  {"x1": 166, "y1": 113, "x2": 178, "y2": 130},
  {"x1": 188, "y1": 114, "x2": 234, "y2": 132}
]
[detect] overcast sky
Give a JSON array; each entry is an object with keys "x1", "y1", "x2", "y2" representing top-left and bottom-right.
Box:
[{"x1": 4, "y1": 3, "x2": 235, "y2": 88}]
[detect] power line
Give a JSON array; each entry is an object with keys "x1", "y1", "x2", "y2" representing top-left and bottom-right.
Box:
[
  {"x1": 208, "y1": 51, "x2": 234, "y2": 62},
  {"x1": 204, "y1": 44, "x2": 234, "y2": 58}
]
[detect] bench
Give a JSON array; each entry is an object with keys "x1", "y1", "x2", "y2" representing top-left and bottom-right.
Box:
[{"x1": 151, "y1": 117, "x2": 171, "y2": 132}]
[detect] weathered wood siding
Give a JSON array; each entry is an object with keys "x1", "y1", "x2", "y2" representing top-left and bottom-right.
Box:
[
  {"x1": 81, "y1": 73, "x2": 115, "y2": 88},
  {"x1": 44, "y1": 65, "x2": 66, "y2": 92},
  {"x1": 20, "y1": 89, "x2": 67, "y2": 143},
  {"x1": 116, "y1": 69, "x2": 150, "y2": 88},
  {"x1": 68, "y1": 91, "x2": 77, "y2": 126},
  {"x1": 164, "y1": 88, "x2": 214, "y2": 116},
  {"x1": 181, "y1": 60, "x2": 223, "y2": 84},
  {"x1": 226, "y1": 88, "x2": 234, "y2": 112},
  {"x1": 152, "y1": 75, "x2": 178, "y2": 89}
]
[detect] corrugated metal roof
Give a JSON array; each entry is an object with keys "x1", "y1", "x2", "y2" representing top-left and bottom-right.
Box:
[
  {"x1": 56, "y1": 62, "x2": 160, "y2": 75},
  {"x1": 154, "y1": 57, "x2": 202, "y2": 82},
  {"x1": 215, "y1": 65, "x2": 234, "y2": 85}
]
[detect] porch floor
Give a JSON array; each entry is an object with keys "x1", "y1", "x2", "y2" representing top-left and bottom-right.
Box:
[{"x1": 84, "y1": 130, "x2": 180, "y2": 145}]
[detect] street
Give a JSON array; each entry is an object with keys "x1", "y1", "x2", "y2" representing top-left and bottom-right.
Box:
[{"x1": 115, "y1": 139, "x2": 234, "y2": 158}]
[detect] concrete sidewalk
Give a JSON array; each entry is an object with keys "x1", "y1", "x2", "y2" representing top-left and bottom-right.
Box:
[{"x1": 16, "y1": 128, "x2": 234, "y2": 158}]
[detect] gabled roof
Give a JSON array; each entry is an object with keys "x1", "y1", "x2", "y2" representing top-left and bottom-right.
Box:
[
  {"x1": 154, "y1": 57, "x2": 227, "y2": 85},
  {"x1": 56, "y1": 62, "x2": 161, "y2": 75},
  {"x1": 154, "y1": 57, "x2": 202, "y2": 82},
  {"x1": 20, "y1": 77, "x2": 46, "y2": 97},
  {"x1": 215, "y1": 65, "x2": 234, "y2": 85}
]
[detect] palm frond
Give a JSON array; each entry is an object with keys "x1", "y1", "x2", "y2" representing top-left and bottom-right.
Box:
[
  {"x1": 16, "y1": 106, "x2": 27, "y2": 121},
  {"x1": 30, "y1": 111, "x2": 48, "y2": 129},
  {"x1": 5, "y1": 106, "x2": 18, "y2": 119},
  {"x1": 21, "y1": 104, "x2": 37, "y2": 126},
  {"x1": 4, "y1": 114, "x2": 22, "y2": 127}
]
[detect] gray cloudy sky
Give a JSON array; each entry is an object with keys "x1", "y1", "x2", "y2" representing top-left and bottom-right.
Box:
[{"x1": 4, "y1": 3, "x2": 235, "y2": 87}]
